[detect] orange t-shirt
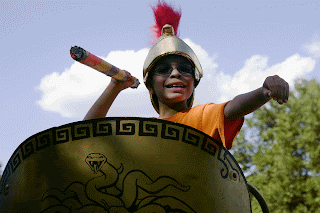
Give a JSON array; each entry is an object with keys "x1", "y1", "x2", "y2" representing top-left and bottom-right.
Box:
[{"x1": 161, "y1": 102, "x2": 244, "y2": 150}]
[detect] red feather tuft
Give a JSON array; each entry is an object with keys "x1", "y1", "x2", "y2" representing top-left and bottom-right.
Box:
[{"x1": 148, "y1": 0, "x2": 182, "y2": 45}]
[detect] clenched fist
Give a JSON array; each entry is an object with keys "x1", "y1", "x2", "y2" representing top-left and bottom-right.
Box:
[
  {"x1": 110, "y1": 70, "x2": 137, "y2": 91},
  {"x1": 262, "y1": 75, "x2": 289, "y2": 104}
]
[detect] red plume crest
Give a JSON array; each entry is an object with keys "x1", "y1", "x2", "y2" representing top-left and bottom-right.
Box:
[{"x1": 148, "y1": 0, "x2": 182, "y2": 45}]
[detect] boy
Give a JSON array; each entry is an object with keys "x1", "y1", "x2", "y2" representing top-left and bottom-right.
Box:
[{"x1": 83, "y1": 1, "x2": 289, "y2": 150}]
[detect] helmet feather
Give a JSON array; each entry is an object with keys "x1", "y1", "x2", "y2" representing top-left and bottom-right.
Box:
[{"x1": 148, "y1": 0, "x2": 182, "y2": 45}]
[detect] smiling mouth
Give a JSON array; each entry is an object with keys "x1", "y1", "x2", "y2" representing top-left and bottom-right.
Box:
[{"x1": 166, "y1": 85, "x2": 186, "y2": 88}]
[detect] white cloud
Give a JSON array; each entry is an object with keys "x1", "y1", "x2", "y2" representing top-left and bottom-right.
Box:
[
  {"x1": 183, "y1": 38, "x2": 218, "y2": 72},
  {"x1": 36, "y1": 48, "x2": 152, "y2": 118},
  {"x1": 106, "y1": 49, "x2": 150, "y2": 85},
  {"x1": 303, "y1": 39, "x2": 320, "y2": 59},
  {"x1": 36, "y1": 38, "x2": 316, "y2": 119},
  {"x1": 183, "y1": 38, "x2": 221, "y2": 104},
  {"x1": 305, "y1": 42, "x2": 320, "y2": 58},
  {"x1": 215, "y1": 54, "x2": 316, "y2": 103},
  {"x1": 36, "y1": 38, "x2": 219, "y2": 119},
  {"x1": 270, "y1": 54, "x2": 315, "y2": 85}
]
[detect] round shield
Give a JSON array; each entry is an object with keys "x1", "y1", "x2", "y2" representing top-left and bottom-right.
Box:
[{"x1": 0, "y1": 117, "x2": 252, "y2": 212}]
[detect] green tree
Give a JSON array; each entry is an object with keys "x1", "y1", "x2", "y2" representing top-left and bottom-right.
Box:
[{"x1": 232, "y1": 78, "x2": 320, "y2": 212}]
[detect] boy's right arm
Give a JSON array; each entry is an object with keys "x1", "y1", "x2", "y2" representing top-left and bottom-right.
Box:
[{"x1": 83, "y1": 71, "x2": 136, "y2": 120}]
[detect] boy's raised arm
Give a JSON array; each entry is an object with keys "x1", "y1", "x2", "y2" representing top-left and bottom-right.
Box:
[
  {"x1": 83, "y1": 71, "x2": 136, "y2": 121},
  {"x1": 224, "y1": 75, "x2": 289, "y2": 121}
]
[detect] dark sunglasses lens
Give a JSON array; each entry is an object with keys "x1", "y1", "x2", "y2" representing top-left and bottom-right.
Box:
[
  {"x1": 154, "y1": 65, "x2": 194, "y2": 75},
  {"x1": 155, "y1": 66, "x2": 170, "y2": 74},
  {"x1": 178, "y1": 66, "x2": 193, "y2": 74}
]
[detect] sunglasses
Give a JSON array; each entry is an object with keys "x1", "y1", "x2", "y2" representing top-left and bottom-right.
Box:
[{"x1": 153, "y1": 65, "x2": 194, "y2": 76}]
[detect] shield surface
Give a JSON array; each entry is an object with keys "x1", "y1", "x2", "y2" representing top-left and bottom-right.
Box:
[{"x1": 0, "y1": 117, "x2": 251, "y2": 212}]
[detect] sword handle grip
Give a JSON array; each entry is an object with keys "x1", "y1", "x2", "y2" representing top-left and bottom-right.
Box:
[{"x1": 70, "y1": 46, "x2": 140, "y2": 89}]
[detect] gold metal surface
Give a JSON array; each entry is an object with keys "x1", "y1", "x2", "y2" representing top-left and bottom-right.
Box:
[
  {"x1": 0, "y1": 118, "x2": 251, "y2": 212},
  {"x1": 162, "y1": 24, "x2": 175, "y2": 36}
]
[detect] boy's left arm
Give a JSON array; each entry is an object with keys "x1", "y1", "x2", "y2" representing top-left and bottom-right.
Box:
[{"x1": 224, "y1": 75, "x2": 289, "y2": 120}]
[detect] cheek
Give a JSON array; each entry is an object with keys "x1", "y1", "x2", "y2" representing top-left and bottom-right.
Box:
[
  {"x1": 149, "y1": 74, "x2": 157, "y2": 92},
  {"x1": 151, "y1": 76, "x2": 163, "y2": 94},
  {"x1": 188, "y1": 78, "x2": 195, "y2": 90}
]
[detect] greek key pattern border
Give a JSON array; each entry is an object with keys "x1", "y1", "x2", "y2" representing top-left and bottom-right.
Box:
[{"x1": 0, "y1": 117, "x2": 244, "y2": 196}]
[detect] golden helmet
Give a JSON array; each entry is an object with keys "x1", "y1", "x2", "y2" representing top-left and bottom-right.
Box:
[{"x1": 143, "y1": 2, "x2": 203, "y2": 113}]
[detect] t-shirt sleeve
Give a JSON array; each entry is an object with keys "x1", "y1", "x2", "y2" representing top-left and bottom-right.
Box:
[{"x1": 202, "y1": 102, "x2": 244, "y2": 150}]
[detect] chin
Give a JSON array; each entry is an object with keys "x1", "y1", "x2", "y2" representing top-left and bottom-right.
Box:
[
  {"x1": 166, "y1": 94, "x2": 185, "y2": 101},
  {"x1": 164, "y1": 96, "x2": 189, "y2": 105}
]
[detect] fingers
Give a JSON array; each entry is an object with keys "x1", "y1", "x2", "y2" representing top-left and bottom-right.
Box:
[
  {"x1": 116, "y1": 70, "x2": 139, "y2": 89},
  {"x1": 123, "y1": 70, "x2": 136, "y2": 82},
  {"x1": 263, "y1": 75, "x2": 289, "y2": 105},
  {"x1": 272, "y1": 76, "x2": 283, "y2": 104},
  {"x1": 121, "y1": 70, "x2": 130, "y2": 78},
  {"x1": 127, "y1": 72, "x2": 132, "y2": 78},
  {"x1": 285, "y1": 81, "x2": 289, "y2": 103},
  {"x1": 262, "y1": 87, "x2": 272, "y2": 98},
  {"x1": 124, "y1": 71, "x2": 137, "y2": 88}
]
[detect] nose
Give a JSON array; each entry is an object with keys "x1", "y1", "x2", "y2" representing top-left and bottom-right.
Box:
[{"x1": 169, "y1": 68, "x2": 182, "y2": 78}]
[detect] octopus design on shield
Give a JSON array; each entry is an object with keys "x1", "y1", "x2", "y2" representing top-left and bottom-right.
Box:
[{"x1": 41, "y1": 153, "x2": 196, "y2": 212}]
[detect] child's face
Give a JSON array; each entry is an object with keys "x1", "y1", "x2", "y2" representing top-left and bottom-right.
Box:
[{"x1": 151, "y1": 55, "x2": 195, "y2": 107}]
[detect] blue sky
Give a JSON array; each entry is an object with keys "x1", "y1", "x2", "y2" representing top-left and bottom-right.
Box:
[{"x1": 1, "y1": 0, "x2": 319, "y2": 173}]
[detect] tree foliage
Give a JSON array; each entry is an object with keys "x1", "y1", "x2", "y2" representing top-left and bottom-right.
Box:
[{"x1": 232, "y1": 78, "x2": 320, "y2": 212}]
